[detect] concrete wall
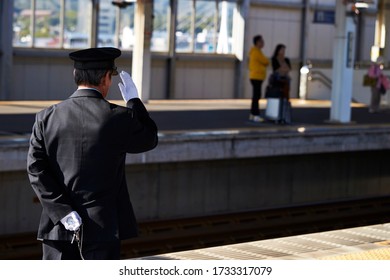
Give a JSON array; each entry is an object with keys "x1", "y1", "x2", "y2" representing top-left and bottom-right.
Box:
[
  {"x1": 2, "y1": 126, "x2": 390, "y2": 235},
  {"x1": 12, "y1": 53, "x2": 237, "y2": 100},
  {"x1": 128, "y1": 150, "x2": 390, "y2": 222}
]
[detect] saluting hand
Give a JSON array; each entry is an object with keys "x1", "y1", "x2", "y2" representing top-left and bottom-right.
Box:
[{"x1": 118, "y1": 71, "x2": 139, "y2": 102}]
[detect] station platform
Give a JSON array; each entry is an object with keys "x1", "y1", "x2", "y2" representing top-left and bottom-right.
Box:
[
  {"x1": 139, "y1": 222, "x2": 390, "y2": 260},
  {"x1": 0, "y1": 99, "x2": 390, "y2": 260},
  {"x1": 1, "y1": 98, "x2": 390, "y2": 135}
]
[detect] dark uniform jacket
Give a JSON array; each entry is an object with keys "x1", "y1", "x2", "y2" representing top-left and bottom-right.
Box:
[{"x1": 27, "y1": 89, "x2": 158, "y2": 242}]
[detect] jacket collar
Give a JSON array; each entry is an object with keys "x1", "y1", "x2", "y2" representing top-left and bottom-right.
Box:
[{"x1": 69, "y1": 88, "x2": 104, "y2": 99}]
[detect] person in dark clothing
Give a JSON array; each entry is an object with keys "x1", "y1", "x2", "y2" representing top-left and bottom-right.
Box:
[
  {"x1": 271, "y1": 44, "x2": 291, "y2": 99},
  {"x1": 27, "y1": 47, "x2": 158, "y2": 260}
]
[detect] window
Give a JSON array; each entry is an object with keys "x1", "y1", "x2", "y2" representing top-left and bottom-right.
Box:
[
  {"x1": 64, "y1": 0, "x2": 92, "y2": 49},
  {"x1": 13, "y1": 0, "x2": 132, "y2": 49},
  {"x1": 13, "y1": 0, "x2": 33, "y2": 47},
  {"x1": 13, "y1": 0, "x2": 236, "y2": 54},
  {"x1": 176, "y1": 0, "x2": 235, "y2": 54},
  {"x1": 33, "y1": 0, "x2": 61, "y2": 48},
  {"x1": 151, "y1": 0, "x2": 169, "y2": 52},
  {"x1": 117, "y1": 4, "x2": 135, "y2": 50},
  {"x1": 176, "y1": 0, "x2": 193, "y2": 52},
  {"x1": 98, "y1": 0, "x2": 116, "y2": 48},
  {"x1": 13, "y1": 0, "x2": 92, "y2": 49},
  {"x1": 13, "y1": 0, "x2": 62, "y2": 47},
  {"x1": 194, "y1": 0, "x2": 215, "y2": 53}
]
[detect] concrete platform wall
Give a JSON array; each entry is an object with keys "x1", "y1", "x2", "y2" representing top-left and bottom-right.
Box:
[
  {"x1": 1, "y1": 149, "x2": 390, "y2": 236},
  {"x1": 128, "y1": 150, "x2": 390, "y2": 222},
  {"x1": 1, "y1": 126, "x2": 390, "y2": 235}
]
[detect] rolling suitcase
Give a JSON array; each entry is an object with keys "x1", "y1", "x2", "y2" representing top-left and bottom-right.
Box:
[
  {"x1": 265, "y1": 98, "x2": 281, "y2": 121},
  {"x1": 265, "y1": 97, "x2": 291, "y2": 124},
  {"x1": 264, "y1": 74, "x2": 292, "y2": 124}
]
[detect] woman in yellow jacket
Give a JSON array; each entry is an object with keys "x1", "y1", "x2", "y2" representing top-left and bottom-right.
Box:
[{"x1": 248, "y1": 35, "x2": 269, "y2": 122}]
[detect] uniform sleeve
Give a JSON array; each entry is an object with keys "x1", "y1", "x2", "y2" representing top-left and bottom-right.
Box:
[
  {"x1": 27, "y1": 114, "x2": 73, "y2": 225},
  {"x1": 124, "y1": 98, "x2": 158, "y2": 153}
]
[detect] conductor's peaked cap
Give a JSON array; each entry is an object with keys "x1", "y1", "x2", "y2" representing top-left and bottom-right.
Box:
[{"x1": 69, "y1": 47, "x2": 121, "y2": 75}]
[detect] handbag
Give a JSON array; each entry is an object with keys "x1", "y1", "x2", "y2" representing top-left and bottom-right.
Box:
[
  {"x1": 265, "y1": 85, "x2": 282, "y2": 98},
  {"x1": 381, "y1": 75, "x2": 390, "y2": 90},
  {"x1": 265, "y1": 73, "x2": 284, "y2": 98},
  {"x1": 363, "y1": 74, "x2": 377, "y2": 87}
]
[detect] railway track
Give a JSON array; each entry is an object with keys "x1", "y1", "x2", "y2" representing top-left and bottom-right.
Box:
[{"x1": 2, "y1": 195, "x2": 390, "y2": 260}]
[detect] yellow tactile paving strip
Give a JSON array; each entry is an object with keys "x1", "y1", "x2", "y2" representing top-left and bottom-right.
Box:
[
  {"x1": 321, "y1": 247, "x2": 390, "y2": 260},
  {"x1": 140, "y1": 224, "x2": 390, "y2": 260}
]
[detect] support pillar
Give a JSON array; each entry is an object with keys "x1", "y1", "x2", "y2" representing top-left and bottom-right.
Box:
[
  {"x1": 91, "y1": 0, "x2": 99, "y2": 47},
  {"x1": 329, "y1": 2, "x2": 356, "y2": 123},
  {"x1": 217, "y1": 1, "x2": 229, "y2": 54},
  {"x1": 234, "y1": 0, "x2": 249, "y2": 98},
  {"x1": 166, "y1": 0, "x2": 177, "y2": 99},
  {"x1": 0, "y1": 0, "x2": 13, "y2": 100},
  {"x1": 132, "y1": 0, "x2": 153, "y2": 102},
  {"x1": 381, "y1": 0, "x2": 390, "y2": 60},
  {"x1": 298, "y1": 0, "x2": 310, "y2": 99}
]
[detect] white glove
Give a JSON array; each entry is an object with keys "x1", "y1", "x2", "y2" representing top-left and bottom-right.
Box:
[
  {"x1": 60, "y1": 211, "x2": 82, "y2": 231},
  {"x1": 118, "y1": 70, "x2": 139, "y2": 102}
]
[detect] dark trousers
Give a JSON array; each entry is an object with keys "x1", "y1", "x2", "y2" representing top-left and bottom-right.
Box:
[
  {"x1": 370, "y1": 86, "x2": 381, "y2": 112},
  {"x1": 42, "y1": 240, "x2": 121, "y2": 260},
  {"x1": 250, "y1": 79, "x2": 263, "y2": 116}
]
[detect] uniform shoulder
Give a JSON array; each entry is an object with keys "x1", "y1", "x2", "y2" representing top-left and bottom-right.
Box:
[
  {"x1": 106, "y1": 101, "x2": 134, "y2": 116},
  {"x1": 35, "y1": 101, "x2": 63, "y2": 120}
]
